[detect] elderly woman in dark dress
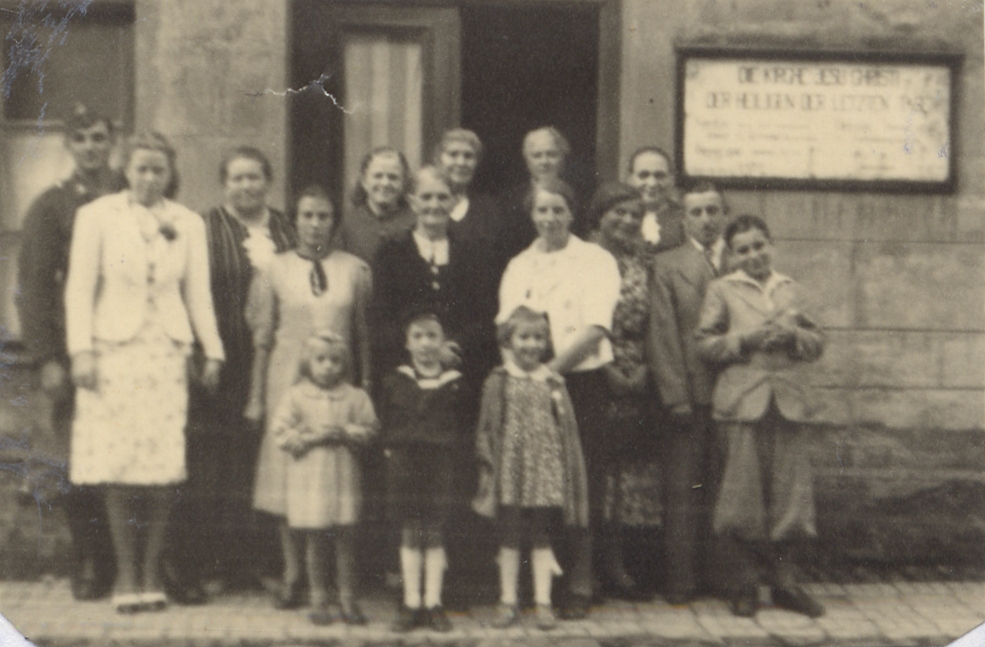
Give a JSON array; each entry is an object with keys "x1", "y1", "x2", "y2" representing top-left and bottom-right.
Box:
[
  {"x1": 338, "y1": 146, "x2": 416, "y2": 265},
  {"x1": 168, "y1": 147, "x2": 296, "y2": 601},
  {"x1": 499, "y1": 127, "x2": 574, "y2": 262},
  {"x1": 372, "y1": 165, "x2": 498, "y2": 604},
  {"x1": 586, "y1": 182, "x2": 664, "y2": 600}
]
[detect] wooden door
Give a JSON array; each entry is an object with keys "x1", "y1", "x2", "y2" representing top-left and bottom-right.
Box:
[{"x1": 290, "y1": 3, "x2": 460, "y2": 209}]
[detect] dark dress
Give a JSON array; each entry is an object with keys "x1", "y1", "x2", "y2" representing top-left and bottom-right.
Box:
[
  {"x1": 449, "y1": 193, "x2": 509, "y2": 278},
  {"x1": 370, "y1": 230, "x2": 498, "y2": 388},
  {"x1": 176, "y1": 205, "x2": 296, "y2": 586},
  {"x1": 338, "y1": 202, "x2": 416, "y2": 265}
]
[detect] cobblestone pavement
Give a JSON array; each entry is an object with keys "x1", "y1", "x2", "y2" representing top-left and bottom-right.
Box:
[{"x1": 0, "y1": 579, "x2": 982, "y2": 646}]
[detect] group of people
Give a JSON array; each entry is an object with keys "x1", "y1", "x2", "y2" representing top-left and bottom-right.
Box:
[{"x1": 17, "y1": 103, "x2": 827, "y2": 630}]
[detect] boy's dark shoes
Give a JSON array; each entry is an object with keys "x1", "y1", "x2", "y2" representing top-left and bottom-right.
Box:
[
  {"x1": 274, "y1": 579, "x2": 304, "y2": 610},
  {"x1": 557, "y1": 593, "x2": 590, "y2": 620},
  {"x1": 772, "y1": 585, "x2": 825, "y2": 618},
  {"x1": 340, "y1": 601, "x2": 368, "y2": 626},
  {"x1": 390, "y1": 605, "x2": 422, "y2": 632},
  {"x1": 729, "y1": 585, "x2": 758, "y2": 618},
  {"x1": 425, "y1": 606, "x2": 453, "y2": 632}
]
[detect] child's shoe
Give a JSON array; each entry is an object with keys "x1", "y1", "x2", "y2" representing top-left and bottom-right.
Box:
[
  {"x1": 390, "y1": 605, "x2": 422, "y2": 632},
  {"x1": 274, "y1": 579, "x2": 304, "y2": 610},
  {"x1": 309, "y1": 603, "x2": 334, "y2": 626},
  {"x1": 424, "y1": 606, "x2": 453, "y2": 632},
  {"x1": 340, "y1": 601, "x2": 368, "y2": 626},
  {"x1": 491, "y1": 603, "x2": 520, "y2": 628},
  {"x1": 771, "y1": 585, "x2": 825, "y2": 618},
  {"x1": 535, "y1": 604, "x2": 557, "y2": 630}
]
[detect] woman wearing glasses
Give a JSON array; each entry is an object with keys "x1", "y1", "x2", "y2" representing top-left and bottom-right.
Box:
[{"x1": 245, "y1": 185, "x2": 372, "y2": 609}]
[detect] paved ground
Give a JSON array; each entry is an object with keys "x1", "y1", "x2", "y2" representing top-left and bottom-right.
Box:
[{"x1": 0, "y1": 578, "x2": 982, "y2": 646}]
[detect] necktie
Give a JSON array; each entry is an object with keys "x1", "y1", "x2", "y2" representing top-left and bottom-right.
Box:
[
  {"x1": 704, "y1": 247, "x2": 719, "y2": 277},
  {"x1": 309, "y1": 259, "x2": 328, "y2": 295}
]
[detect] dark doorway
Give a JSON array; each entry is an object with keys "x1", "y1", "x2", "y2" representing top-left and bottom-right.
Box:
[{"x1": 460, "y1": 3, "x2": 600, "y2": 198}]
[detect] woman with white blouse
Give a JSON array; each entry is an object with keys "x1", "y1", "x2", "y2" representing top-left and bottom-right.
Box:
[{"x1": 496, "y1": 177, "x2": 621, "y2": 619}]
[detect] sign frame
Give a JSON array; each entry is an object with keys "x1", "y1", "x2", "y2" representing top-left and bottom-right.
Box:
[{"x1": 674, "y1": 47, "x2": 962, "y2": 193}]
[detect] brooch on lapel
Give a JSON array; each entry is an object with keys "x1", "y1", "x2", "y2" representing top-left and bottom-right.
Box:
[{"x1": 159, "y1": 223, "x2": 178, "y2": 241}]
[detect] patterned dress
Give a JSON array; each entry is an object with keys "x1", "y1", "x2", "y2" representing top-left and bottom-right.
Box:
[
  {"x1": 247, "y1": 250, "x2": 372, "y2": 517},
  {"x1": 602, "y1": 252, "x2": 663, "y2": 526},
  {"x1": 498, "y1": 373, "x2": 565, "y2": 508},
  {"x1": 71, "y1": 230, "x2": 189, "y2": 485}
]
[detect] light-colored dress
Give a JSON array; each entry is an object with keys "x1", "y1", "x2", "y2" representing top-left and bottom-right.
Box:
[
  {"x1": 66, "y1": 193, "x2": 224, "y2": 486},
  {"x1": 269, "y1": 380, "x2": 378, "y2": 528},
  {"x1": 247, "y1": 250, "x2": 372, "y2": 517},
  {"x1": 498, "y1": 364, "x2": 565, "y2": 508}
]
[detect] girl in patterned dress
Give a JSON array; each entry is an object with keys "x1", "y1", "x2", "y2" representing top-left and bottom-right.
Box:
[
  {"x1": 473, "y1": 306, "x2": 589, "y2": 630},
  {"x1": 269, "y1": 331, "x2": 378, "y2": 625}
]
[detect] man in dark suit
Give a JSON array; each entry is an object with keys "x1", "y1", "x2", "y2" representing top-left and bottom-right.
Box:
[
  {"x1": 648, "y1": 181, "x2": 729, "y2": 603},
  {"x1": 626, "y1": 147, "x2": 686, "y2": 254},
  {"x1": 17, "y1": 104, "x2": 126, "y2": 600}
]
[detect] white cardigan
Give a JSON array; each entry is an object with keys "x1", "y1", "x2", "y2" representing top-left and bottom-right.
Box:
[{"x1": 65, "y1": 191, "x2": 225, "y2": 361}]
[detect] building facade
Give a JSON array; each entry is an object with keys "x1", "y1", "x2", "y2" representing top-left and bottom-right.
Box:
[{"x1": 1, "y1": 0, "x2": 982, "y2": 567}]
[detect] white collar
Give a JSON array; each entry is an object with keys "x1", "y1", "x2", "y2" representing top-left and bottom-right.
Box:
[
  {"x1": 449, "y1": 196, "x2": 469, "y2": 223},
  {"x1": 726, "y1": 269, "x2": 792, "y2": 295},
  {"x1": 412, "y1": 231, "x2": 449, "y2": 266},
  {"x1": 397, "y1": 364, "x2": 461, "y2": 389},
  {"x1": 503, "y1": 359, "x2": 554, "y2": 382}
]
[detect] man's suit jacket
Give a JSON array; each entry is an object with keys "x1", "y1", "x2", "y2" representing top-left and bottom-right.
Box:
[
  {"x1": 65, "y1": 191, "x2": 224, "y2": 360},
  {"x1": 648, "y1": 241, "x2": 721, "y2": 409}
]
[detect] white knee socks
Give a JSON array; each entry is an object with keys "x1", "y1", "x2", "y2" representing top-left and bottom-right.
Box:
[
  {"x1": 400, "y1": 546, "x2": 422, "y2": 609},
  {"x1": 423, "y1": 546, "x2": 447, "y2": 609},
  {"x1": 497, "y1": 547, "x2": 521, "y2": 606},
  {"x1": 532, "y1": 547, "x2": 562, "y2": 607}
]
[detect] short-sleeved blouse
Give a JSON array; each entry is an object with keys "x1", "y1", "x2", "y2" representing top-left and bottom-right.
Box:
[{"x1": 497, "y1": 235, "x2": 621, "y2": 372}]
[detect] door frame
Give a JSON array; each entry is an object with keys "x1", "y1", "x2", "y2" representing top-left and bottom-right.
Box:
[{"x1": 288, "y1": 0, "x2": 621, "y2": 200}]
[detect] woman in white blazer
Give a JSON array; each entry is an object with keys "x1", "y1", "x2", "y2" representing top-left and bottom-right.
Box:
[{"x1": 65, "y1": 132, "x2": 224, "y2": 613}]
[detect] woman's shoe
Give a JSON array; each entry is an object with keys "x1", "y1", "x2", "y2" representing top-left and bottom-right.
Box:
[
  {"x1": 274, "y1": 579, "x2": 304, "y2": 610},
  {"x1": 112, "y1": 593, "x2": 143, "y2": 614},
  {"x1": 340, "y1": 601, "x2": 368, "y2": 626},
  {"x1": 729, "y1": 585, "x2": 758, "y2": 618},
  {"x1": 140, "y1": 591, "x2": 168, "y2": 612},
  {"x1": 309, "y1": 603, "x2": 335, "y2": 626},
  {"x1": 490, "y1": 603, "x2": 520, "y2": 628},
  {"x1": 772, "y1": 585, "x2": 825, "y2": 618},
  {"x1": 535, "y1": 604, "x2": 557, "y2": 630},
  {"x1": 390, "y1": 605, "x2": 422, "y2": 632},
  {"x1": 424, "y1": 606, "x2": 453, "y2": 632}
]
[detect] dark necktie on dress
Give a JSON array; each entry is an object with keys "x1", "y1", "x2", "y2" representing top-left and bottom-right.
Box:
[{"x1": 308, "y1": 258, "x2": 328, "y2": 296}]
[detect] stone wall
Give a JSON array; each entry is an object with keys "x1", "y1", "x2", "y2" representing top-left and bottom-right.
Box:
[
  {"x1": 134, "y1": 0, "x2": 290, "y2": 213},
  {"x1": 621, "y1": 0, "x2": 985, "y2": 566}
]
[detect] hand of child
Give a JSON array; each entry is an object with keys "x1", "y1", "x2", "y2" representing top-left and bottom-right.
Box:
[
  {"x1": 244, "y1": 397, "x2": 264, "y2": 429},
  {"x1": 741, "y1": 325, "x2": 773, "y2": 353},
  {"x1": 287, "y1": 434, "x2": 311, "y2": 458},
  {"x1": 763, "y1": 322, "x2": 796, "y2": 349}
]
